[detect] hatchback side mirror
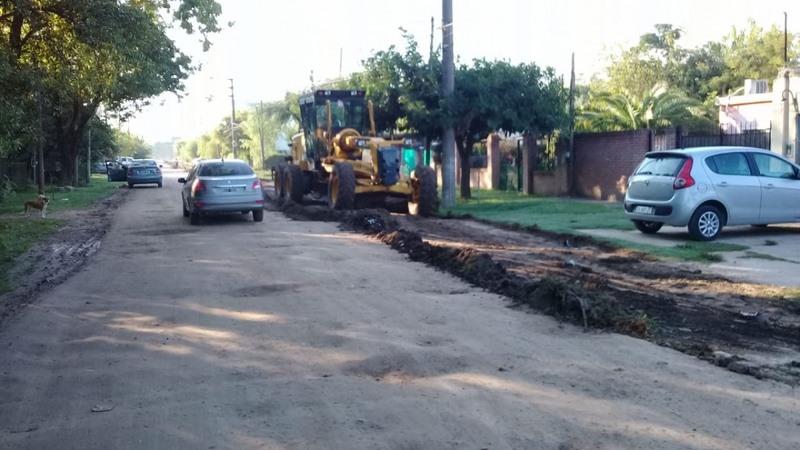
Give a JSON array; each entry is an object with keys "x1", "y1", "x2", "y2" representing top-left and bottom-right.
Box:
[{"x1": 177, "y1": 177, "x2": 186, "y2": 183}]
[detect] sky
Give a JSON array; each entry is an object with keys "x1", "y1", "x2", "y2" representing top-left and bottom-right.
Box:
[{"x1": 126, "y1": 0, "x2": 800, "y2": 144}]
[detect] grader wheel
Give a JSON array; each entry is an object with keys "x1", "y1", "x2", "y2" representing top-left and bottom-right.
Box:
[
  {"x1": 328, "y1": 162, "x2": 356, "y2": 210},
  {"x1": 408, "y1": 165, "x2": 437, "y2": 217},
  {"x1": 285, "y1": 165, "x2": 305, "y2": 204}
]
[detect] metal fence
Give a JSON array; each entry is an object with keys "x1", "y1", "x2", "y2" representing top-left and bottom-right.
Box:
[{"x1": 678, "y1": 128, "x2": 771, "y2": 150}]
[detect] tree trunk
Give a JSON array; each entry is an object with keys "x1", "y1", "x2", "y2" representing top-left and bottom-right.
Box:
[
  {"x1": 456, "y1": 135, "x2": 475, "y2": 199},
  {"x1": 56, "y1": 100, "x2": 95, "y2": 186}
]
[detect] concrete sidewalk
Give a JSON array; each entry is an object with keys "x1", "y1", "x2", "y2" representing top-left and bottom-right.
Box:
[{"x1": 579, "y1": 225, "x2": 800, "y2": 288}]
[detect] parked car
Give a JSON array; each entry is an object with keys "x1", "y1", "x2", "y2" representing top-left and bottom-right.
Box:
[
  {"x1": 126, "y1": 159, "x2": 163, "y2": 188},
  {"x1": 177, "y1": 158, "x2": 264, "y2": 225},
  {"x1": 117, "y1": 156, "x2": 134, "y2": 166},
  {"x1": 624, "y1": 146, "x2": 800, "y2": 241},
  {"x1": 91, "y1": 162, "x2": 108, "y2": 174}
]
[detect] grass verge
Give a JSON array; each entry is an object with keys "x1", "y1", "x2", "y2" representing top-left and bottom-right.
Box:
[
  {"x1": 443, "y1": 190, "x2": 632, "y2": 232},
  {"x1": 0, "y1": 175, "x2": 120, "y2": 293},
  {"x1": 441, "y1": 189, "x2": 748, "y2": 263}
]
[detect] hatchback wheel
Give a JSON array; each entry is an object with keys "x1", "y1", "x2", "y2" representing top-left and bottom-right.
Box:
[
  {"x1": 252, "y1": 209, "x2": 264, "y2": 222},
  {"x1": 190, "y1": 211, "x2": 200, "y2": 225},
  {"x1": 633, "y1": 220, "x2": 663, "y2": 234},
  {"x1": 688, "y1": 205, "x2": 722, "y2": 241}
]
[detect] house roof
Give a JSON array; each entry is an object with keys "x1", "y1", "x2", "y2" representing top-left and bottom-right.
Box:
[{"x1": 715, "y1": 92, "x2": 772, "y2": 107}]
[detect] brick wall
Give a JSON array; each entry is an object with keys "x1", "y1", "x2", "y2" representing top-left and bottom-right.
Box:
[
  {"x1": 571, "y1": 129, "x2": 652, "y2": 201},
  {"x1": 532, "y1": 166, "x2": 568, "y2": 196}
]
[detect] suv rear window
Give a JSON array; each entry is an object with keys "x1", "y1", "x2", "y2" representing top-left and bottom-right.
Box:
[
  {"x1": 199, "y1": 162, "x2": 254, "y2": 177},
  {"x1": 635, "y1": 155, "x2": 686, "y2": 176}
]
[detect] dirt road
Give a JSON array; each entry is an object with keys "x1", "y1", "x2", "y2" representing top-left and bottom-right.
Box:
[{"x1": 1, "y1": 171, "x2": 799, "y2": 449}]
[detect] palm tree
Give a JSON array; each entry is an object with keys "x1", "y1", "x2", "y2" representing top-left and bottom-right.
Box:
[{"x1": 577, "y1": 83, "x2": 712, "y2": 132}]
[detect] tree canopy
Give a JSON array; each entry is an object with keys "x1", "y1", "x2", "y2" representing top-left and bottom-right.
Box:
[{"x1": 0, "y1": 0, "x2": 222, "y2": 184}]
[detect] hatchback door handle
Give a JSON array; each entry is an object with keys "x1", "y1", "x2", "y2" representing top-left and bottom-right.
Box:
[{"x1": 763, "y1": 184, "x2": 775, "y2": 190}]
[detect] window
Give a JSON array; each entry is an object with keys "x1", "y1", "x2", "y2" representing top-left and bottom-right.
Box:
[
  {"x1": 707, "y1": 153, "x2": 750, "y2": 176},
  {"x1": 199, "y1": 162, "x2": 254, "y2": 177},
  {"x1": 752, "y1": 153, "x2": 796, "y2": 179},
  {"x1": 635, "y1": 155, "x2": 685, "y2": 176}
]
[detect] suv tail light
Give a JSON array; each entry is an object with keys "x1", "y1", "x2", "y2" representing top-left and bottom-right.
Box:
[
  {"x1": 252, "y1": 180, "x2": 261, "y2": 190},
  {"x1": 673, "y1": 159, "x2": 695, "y2": 190},
  {"x1": 192, "y1": 180, "x2": 207, "y2": 195}
]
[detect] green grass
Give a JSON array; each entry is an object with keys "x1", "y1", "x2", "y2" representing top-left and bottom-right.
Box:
[
  {"x1": 0, "y1": 175, "x2": 120, "y2": 293},
  {"x1": 441, "y1": 189, "x2": 749, "y2": 263},
  {"x1": 443, "y1": 190, "x2": 633, "y2": 232},
  {"x1": 0, "y1": 174, "x2": 122, "y2": 215},
  {"x1": 599, "y1": 239, "x2": 747, "y2": 262}
]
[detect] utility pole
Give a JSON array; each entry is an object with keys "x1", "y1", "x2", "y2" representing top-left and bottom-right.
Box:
[
  {"x1": 429, "y1": 17, "x2": 435, "y2": 63},
  {"x1": 441, "y1": 0, "x2": 456, "y2": 209},
  {"x1": 259, "y1": 100, "x2": 265, "y2": 169},
  {"x1": 785, "y1": 12, "x2": 788, "y2": 66},
  {"x1": 567, "y1": 53, "x2": 576, "y2": 196},
  {"x1": 228, "y1": 78, "x2": 237, "y2": 159}
]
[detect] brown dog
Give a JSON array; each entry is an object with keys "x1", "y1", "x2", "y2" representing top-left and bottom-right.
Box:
[{"x1": 23, "y1": 194, "x2": 50, "y2": 218}]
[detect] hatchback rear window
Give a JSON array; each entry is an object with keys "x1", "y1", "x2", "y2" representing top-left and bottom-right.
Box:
[
  {"x1": 634, "y1": 155, "x2": 686, "y2": 176},
  {"x1": 199, "y1": 162, "x2": 254, "y2": 176}
]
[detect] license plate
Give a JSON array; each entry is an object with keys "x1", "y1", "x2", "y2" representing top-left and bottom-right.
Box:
[{"x1": 634, "y1": 205, "x2": 654, "y2": 215}]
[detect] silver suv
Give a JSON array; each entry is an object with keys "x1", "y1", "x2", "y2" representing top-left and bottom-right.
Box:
[{"x1": 624, "y1": 146, "x2": 800, "y2": 241}]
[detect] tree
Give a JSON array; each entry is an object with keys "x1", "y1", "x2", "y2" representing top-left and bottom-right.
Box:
[
  {"x1": 0, "y1": 0, "x2": 222, "y2": 184},
  {"x1": 577, "y1": 83, "x2": 712, "y2": 132},
  {"x1": 449, "y1": 59, "x2": 566, "y2": 198},
  {"x1": 114, "y1": 130, "x2": 152, "y2": 159},
  {"x1": 351, "y1": 32, "x2": 443, "y2": 140},
  {"x1": 175, "y1": 140, "x2": 199, "y2": 162},
  {"x1": 708, "y1": 20, "x2": 799, "y2": 96},
  {"x1": 350, "y1": 46, "x2": 406, "y2": 133}
]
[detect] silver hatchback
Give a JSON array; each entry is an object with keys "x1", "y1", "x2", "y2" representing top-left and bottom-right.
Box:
[
  {"x1": 178, "y1": 159, "x2": 264, "y2": 225},
  {"x1": 624, "y1": 146, "x2": 800, "y2": 241}
]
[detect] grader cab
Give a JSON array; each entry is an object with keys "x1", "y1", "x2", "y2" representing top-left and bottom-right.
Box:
[{"x1": 276, "y1": 90, "x2": 437, "y2": 216}]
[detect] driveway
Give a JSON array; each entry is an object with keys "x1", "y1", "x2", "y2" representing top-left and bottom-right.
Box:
[{"x1": 580, "y1": 225, "x2": 800, "y2": 288}]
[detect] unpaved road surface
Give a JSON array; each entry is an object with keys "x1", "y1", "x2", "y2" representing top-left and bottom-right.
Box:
[{"x1": 1, "y1": 170, "x2": 799, "y2": 449}]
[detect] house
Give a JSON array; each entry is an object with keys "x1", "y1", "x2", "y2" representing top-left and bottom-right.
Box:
[
  {"x1": 715, "y1": 69, "x2": 800, "y2": 162},
  {"x1": 715, "y1": 79, "x2": 772, "y2": 133}
]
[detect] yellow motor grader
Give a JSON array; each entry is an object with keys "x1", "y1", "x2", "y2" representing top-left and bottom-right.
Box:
[{"x1": 276, "y1": 90, "x2": 437, "y2": 216}]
